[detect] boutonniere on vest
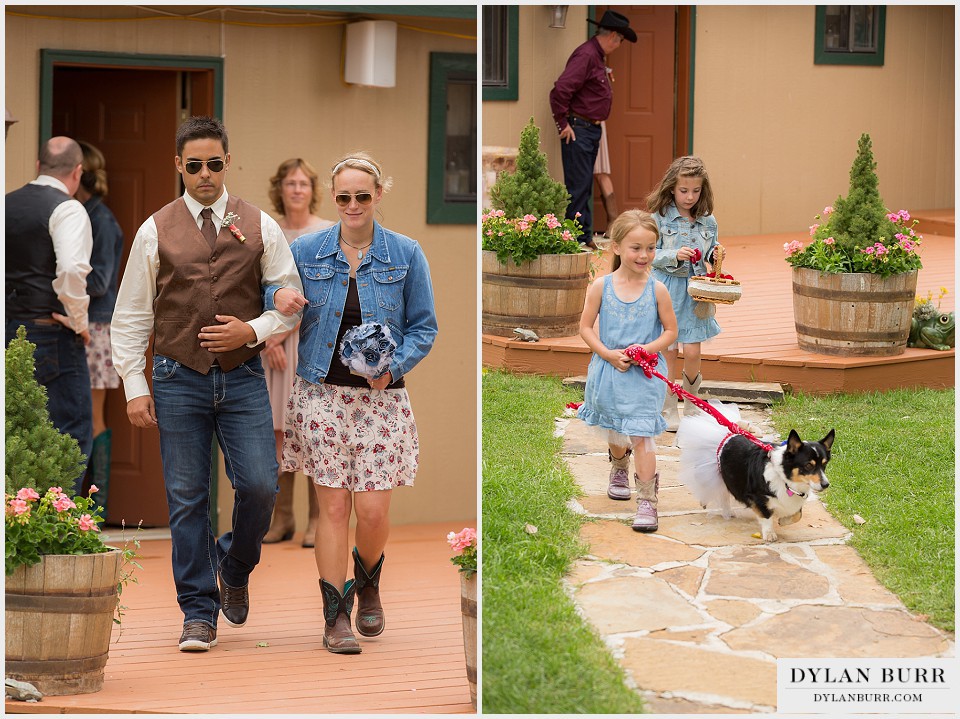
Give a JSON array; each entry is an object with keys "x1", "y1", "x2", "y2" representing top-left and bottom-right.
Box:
[{"x1": 221, "y1": 212, "x2": 246, "y2": 243}]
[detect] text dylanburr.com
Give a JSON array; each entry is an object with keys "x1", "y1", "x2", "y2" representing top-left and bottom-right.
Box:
[{"x1": 777, "y1": 658, "x2": 956, "y2": 714}]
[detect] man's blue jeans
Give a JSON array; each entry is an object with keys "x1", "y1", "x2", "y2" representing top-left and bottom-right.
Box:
[
  {"x1": 152, "y1": 353, "x2": 278, "y2": 628},
  {"x1": 5, "y1": 319, "x2": 93, "y2": 491},
  {"x1": 559, "y1": 118, "x2": 603, "y2": 241}
]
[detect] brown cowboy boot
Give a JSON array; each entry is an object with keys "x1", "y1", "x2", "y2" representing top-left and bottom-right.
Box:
[
  {"x1": 632, "y1": 472, "x2": 660, "y2": 532},
  {"x1": 262, "y1": 472, "x2": 295, "y2": 543},
  {"x1": 302, "y1": 479, "x2": 319, "y2": 548},
  {"x1": 352, "y1": 547, "x2": 385, "y2": 637},
  {"x1": 681, "y1": 372, "x2": 703, "y2": 417},
  {"x1": 606, "y1": 448, "x2": 633, "y2": 500},
  {"x1": 319, "y1": 578, "x2": 361, "y2": 654}
]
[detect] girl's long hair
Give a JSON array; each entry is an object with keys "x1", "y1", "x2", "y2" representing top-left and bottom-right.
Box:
[
  {"x1": 645, "y1": 155, "x2": 714, "y2": 219},
  {"x1": 608, "y1": 209, "x2": 659, "y2": 272}
]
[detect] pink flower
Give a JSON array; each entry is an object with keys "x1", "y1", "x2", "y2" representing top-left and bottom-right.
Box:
[
  {"x1": 53, "y1": 496, "x2": 76, "y2": 512},
  {"x1": 544, "y1": 214, "x2": 561, "y2": 230},
  {"x1": 8, "y1": 499, "x2": 30, "y2": 516},
  {"x1": 522, "y1": 214, "x2": 537, "y2": 223},
  {"x1": 873, "y1": 243, "x2": 888, "y2": 256},
  {"x1": 562, "y1": 230, "x2": 573, "y2": 242},
  {"x1": 899, "y1": 239, "x2": 915, "y2": 252},
  {"x1": 517, "y1": 221, "x2": 530, "y2": 232},
  {"x1": 447, "y1": 527, "x2": 477, "y2": 555},
  {"x1": 783, "y1": 240, "x2": 803, "y2": 256},
  {"x1": 78, "y1": 514, "x2": 100, "y2": 532},
  {"x1": 574, "y1": 212, "x2": 582, "y2": 218},
  {"x1": 824, "y1": 237, "x2": 835, "y2": 245},
  {"x1": 47, "y1": 486, "x2": 63, "y2": 497},
  {"x1": 486, "y1": 230, "x2": 494, "y2": 237},
  {"x1": 16, "y1": 488, "x2": 40, "y2": 501},
  {"x1": 809, "y1": 224, "x2": 819, "y2": 236},
  {"x1": 863, "y1": 246, "x2": 875, "y2": 255},
  {"x1": 89, "y1": 485, "x2": 99, "y2": 495},
  {"x1": 822, "y1": 206, "x2": 834, "y2": 217},
  {"x1": 886, "y1": 212, "x2": 900, "y2": 222},
  {"x1": 898, "y1": 210, "x2": 911, "y2": 222}
]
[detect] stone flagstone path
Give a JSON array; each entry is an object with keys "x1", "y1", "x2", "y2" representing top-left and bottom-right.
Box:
[{"x1": 556, "y1": 402, "x2": 954, "y2": 714}]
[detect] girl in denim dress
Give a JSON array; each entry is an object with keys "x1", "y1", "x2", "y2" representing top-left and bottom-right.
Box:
[
  {"x1": 578, "y1": 210, "x2": 678, "y2": 532},
  {"x1": 647, "y1": 156, "x2": 722, "y2": 432},
  {"x1": 269, "y1": 153, "x2": 438, "y2": 654}
]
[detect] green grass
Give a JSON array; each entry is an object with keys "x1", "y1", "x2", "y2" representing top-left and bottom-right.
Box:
[
  {"x1": 772, "y1": 388, "x2": 955, "y2": 631},
  {"x1": 481, "y1": 370, "x2": 646, "y2": 714}
]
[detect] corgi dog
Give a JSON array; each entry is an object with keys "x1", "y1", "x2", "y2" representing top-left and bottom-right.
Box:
[{"x1": 717, "y1": 429, "x2": 834, "y2": 541}]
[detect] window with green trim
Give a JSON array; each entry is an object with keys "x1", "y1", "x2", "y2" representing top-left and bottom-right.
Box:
[
  {"x1": 427, "y1": 52, "x2": 476, "y2": 225},
  {"x1": 482, "y1": 6, "x2": 518, "y2": 101},
  {"x1": 815, "y1": 6, "x2": 886, "y2": 66}
]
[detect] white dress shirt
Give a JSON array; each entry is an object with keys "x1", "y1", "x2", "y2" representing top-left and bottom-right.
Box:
[
  {"x1": 31, "y1": 175, "x2": 93, "y2": 333},
  {"x1": 112, "y1": 188, "x2": 304, "y2": 401}
]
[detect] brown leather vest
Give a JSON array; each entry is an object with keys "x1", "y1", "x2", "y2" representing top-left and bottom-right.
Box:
[{"x1": 153, "y1": 196, "x2": 264, "y2": 373}]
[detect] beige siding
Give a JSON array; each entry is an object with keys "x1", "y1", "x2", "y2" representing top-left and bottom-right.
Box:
[
  {"x1": 482, "y1": 5, "x2": 954, "y2": 235},
  {"x1": 5, "y1": 6, "x2": 477, "y2": 525}
]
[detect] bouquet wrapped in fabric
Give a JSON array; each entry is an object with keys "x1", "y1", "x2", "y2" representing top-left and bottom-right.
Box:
[{"x1": 339, "y1": 322, "x2": 397, "y2": 380}]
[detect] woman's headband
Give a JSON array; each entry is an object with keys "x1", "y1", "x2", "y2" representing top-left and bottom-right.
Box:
[{"x1": 332, "y1": 158, "x2": 380, "y2": 178}]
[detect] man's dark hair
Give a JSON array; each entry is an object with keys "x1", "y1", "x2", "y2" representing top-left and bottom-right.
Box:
[
  {"x1": 175, "y1": 116, "x2": 229, "y2": 157},
  {"x1": 38, "y1": 137, "x2": 82, "y2": 176}
]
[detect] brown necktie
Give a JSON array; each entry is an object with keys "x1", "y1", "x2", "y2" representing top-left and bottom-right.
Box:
[{"x1": 200, "y1": 208, "x2": 218, "y2": 249}]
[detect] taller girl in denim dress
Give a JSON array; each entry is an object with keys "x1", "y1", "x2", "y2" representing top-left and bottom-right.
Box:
[
  {"x1": 647, "y1": 156, "x2": 722, "y2": 431},
  {"x1": 268, "y1": 153, "x2": 438, "y2": 655}
]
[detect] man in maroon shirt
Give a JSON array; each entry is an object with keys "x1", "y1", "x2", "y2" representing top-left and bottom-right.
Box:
[{"x1": 550, "y1": 10, "x2": 636, "y2": 246}]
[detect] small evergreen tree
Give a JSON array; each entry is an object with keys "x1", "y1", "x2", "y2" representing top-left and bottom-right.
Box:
[
  {"x1": 489, "y1": 118, "x2": 570, "y2": 218},
  {"x1": 5, "y1": 326, "x2": 86, "y2": 495},
  {"x1": 824, "y1": 133, "x2": 899, "y2": 254}
]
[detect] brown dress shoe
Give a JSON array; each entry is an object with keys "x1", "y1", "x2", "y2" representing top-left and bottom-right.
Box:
[
  {"x1": 319, "y1": 578, "x2": 361, "y2": 654},
  {"x1": 352, "y1": 547, "x2": 385, "y2": 637}
]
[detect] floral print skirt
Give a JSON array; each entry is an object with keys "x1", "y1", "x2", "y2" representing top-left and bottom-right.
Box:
[
  {"x1": 281, "y1": 376, "x2": 419, "y2": 491},
  {"x1": 85, "y1": 321, "x2": 120, "y2": 390}
]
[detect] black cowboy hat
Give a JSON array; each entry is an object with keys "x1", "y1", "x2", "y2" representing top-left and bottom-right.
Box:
[{"x1": 587, "y1": 10, "x2": 637, "y2": 43}]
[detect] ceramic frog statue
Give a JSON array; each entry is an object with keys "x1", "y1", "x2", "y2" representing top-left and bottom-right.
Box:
[{"x1": 908, "y1": 305, "x2": 955, "y2": 351}]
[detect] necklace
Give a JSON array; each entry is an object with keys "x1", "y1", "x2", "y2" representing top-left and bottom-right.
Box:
[{"x1": 339, "y1": 232, "x2": 373, "y2": 260}]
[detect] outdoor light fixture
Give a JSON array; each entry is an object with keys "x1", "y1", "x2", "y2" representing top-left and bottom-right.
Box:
[{"x1": 549, "y1": 5, "x2": 568, "y2": 29}]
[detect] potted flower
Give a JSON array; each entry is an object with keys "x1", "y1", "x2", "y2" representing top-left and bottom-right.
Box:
[
  {"x1": 5, "y1": 327, "x2": 135, "y2": 697},
  {"x1": 482, "y1": 118, "x2": 589, "y2": 338},
  {"x1": 784, "y1": 134, "x2": 923, "y2": 356},
  {"x1": 447, "y1": 527, "x2": 477, "y2": 708}
]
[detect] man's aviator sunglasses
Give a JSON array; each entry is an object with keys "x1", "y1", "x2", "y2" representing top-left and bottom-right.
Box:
[
  {"x1": 334, "y1": 192, "x2": 374, "y2": 207},
  {"x1": 184, "y1": 158, "x2": 226, "y2": 174}
]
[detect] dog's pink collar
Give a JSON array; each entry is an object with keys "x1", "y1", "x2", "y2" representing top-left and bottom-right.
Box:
[{"x1": 786, "y1": 486, "x2": 806, "y2": 498}]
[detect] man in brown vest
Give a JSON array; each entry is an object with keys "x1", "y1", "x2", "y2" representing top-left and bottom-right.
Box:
[{"x1": 112, "y1": 117, "x2": 303, "y2": 652}]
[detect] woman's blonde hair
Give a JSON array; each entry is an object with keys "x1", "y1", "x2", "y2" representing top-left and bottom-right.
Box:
[
  {"x1": 78, "y1": 140, "x2": 108, "y2": 197},
  {"x1": 608, "y1": 209, "x2": 659, "y2": 272},
  {"x1": 268, "y1": 158, "x2": 322, "y2": 215},
  {"x1": 646, "y1": 155, "x2": 714, "y2": 218},
  {"x1": 329, "y1": 151, "x2": 393, "y2": 193}
]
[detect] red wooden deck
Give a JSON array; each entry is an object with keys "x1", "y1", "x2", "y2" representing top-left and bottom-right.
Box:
[
  {"x1": 5, "y1": 522, "x2": 475, "y2": 714},
  {"x1": 483, "y1": 211, "x2": 955, "y2": 393}
]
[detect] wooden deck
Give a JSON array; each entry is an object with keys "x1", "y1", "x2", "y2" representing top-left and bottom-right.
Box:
[
  {"x1": 5, "y1": 522, "x2": 475, "y2": 714},
  {"x1": 483, "y1": 211, "x2": 955, "y2": 393}
]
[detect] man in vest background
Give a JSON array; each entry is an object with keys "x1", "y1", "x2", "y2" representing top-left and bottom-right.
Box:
[
  {"x1": 549, "y1": 10, "x2": 636, "y2": 247},
  {"x1": 6, "y1": 136, "x2": 94, "y2": 483},
  {"x1": 112, "y1": 116, "x2": 304, "y2": 652}
]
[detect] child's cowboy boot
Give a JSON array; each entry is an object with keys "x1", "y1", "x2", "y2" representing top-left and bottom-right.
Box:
[
  {"x1": 661, "y1": 391, "x2": 680, "y2": 432},
  {"x1": 632, "y1": 473, "x2": 660, "y2": 532},
  {"x1": 682, "y1": 372, "x2": 703, "y2": 417},
  {"x1": 606, "y1": 448, "x2": 633, "y2": 500}
]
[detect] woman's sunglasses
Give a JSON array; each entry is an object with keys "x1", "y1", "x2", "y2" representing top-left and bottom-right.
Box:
[
  {"x1": 184, "y1": 158, "x2": 225, "y2": 174},
  {"x1": 334, "y1": 192, "x2": 374, "y2": 207}
]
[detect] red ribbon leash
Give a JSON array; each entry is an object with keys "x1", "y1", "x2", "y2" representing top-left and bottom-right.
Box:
[{"x1": 623, "y1": 344, "x2": 774, "y2": 452}]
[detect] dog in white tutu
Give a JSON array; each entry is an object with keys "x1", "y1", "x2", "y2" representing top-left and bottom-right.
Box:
[{"x1": 676, "y1": 401, "x2": 834, "y2": 542}]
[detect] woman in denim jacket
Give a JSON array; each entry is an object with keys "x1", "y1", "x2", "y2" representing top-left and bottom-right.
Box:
[
  {"x1": 269, "y1": 153, "x2": 438, "y2": 654},
  {"x1": 647, "y1": 156, "x2": 721, "y2": 431}
]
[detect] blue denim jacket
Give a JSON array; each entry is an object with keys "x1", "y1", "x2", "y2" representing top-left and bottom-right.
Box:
[
  {"x1": 652, "y1": 204, "x2": 719, "y2": 278},
  {"x1": 265, "y1": 222, "x2": 438, "y2": 384},
  {"x1": 84, "y1": 196, "x2": 124, "y2": 323}
]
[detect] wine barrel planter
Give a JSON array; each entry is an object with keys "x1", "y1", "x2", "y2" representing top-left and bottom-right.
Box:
[
  {"x1": 792, "y1": 268, "x2": 918, "y2": 356},
  {"x1": 459, "y1": 572, "x2": 477, "y2": 709},
  {"x1": 481, "y1": 249, "x2": 592, "y2": 338},
  {"x1": 5, "y1": 549, "x2": 121, "y2": 695}
]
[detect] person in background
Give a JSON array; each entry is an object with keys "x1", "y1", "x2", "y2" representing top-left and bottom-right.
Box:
[
  {"x1": 5, "y1": 136, "x2": 93, "y2": 486},
  {"x1": 75, "y1": 140, "x2": 125, "y2": 511},
  {"x1": 261, "y1": 158, "x2": 335, "y2": 549},
  {"x1": 269, "y1": 152, "x2": 438, "y2": 654},
  {"x1": 593, "y1": 121, "x2": 618, "y2": 236},
  {"x1": 111, "y1": 116, "x2": 303, "y2": 653},
  {"x1": 549, "y1": 9, "x2": 636, "y2": 247}
]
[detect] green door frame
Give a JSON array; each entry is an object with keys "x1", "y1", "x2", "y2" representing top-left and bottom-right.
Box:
[
  {"x1": 39, "y1": 49, "x2": 225, "y2": 531},
  {"x1": 39, "y1": 49, "x2": 224, "y2": 142}
]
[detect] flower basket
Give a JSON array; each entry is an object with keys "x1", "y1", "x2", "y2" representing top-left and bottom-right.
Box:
[
  {"x1": 460, "y1": 572, "x2": 477, "y2": 709},
  {"x1": 687, "y1": 244, "x2": 741, "y2": 305},
  {"x1": 5, "y1": 549, "x2": 121, "y2": 695}
]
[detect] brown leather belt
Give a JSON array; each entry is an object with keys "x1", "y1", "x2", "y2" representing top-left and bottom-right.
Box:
[
  {"x1": 23, "y1": 318, "x2": 60, "y2": 326},
  {"x1": 569, "y1": 112, "x2": 601, "y2": 126}
]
